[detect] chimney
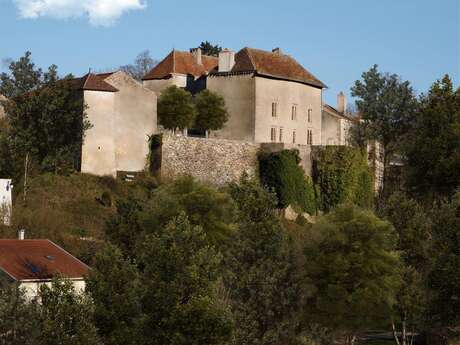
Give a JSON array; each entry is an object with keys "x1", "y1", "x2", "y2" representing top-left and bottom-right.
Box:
[
  {"x1": 337, "y1": 92, "x2": 347, "y2": 114},
  {"x1": 272, "y1": 47, "x2": 282, "y2": 55},
  {"x1": 218, "y1": 49, "x2": 236, "y2": 73},
  {"x1": 18, "y1": 229, "x2": 25, "y2": 240},
  {"x1": 191, "y1": 48, "x2": 202, "y2": 65}
]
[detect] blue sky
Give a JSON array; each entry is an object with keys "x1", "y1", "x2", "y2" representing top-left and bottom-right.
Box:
[{"x1": 0, "y1": 0, "x2": 459, "y2": 105}]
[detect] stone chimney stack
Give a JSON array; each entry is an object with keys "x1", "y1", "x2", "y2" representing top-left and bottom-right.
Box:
[
  {"x1": 337, "y1": 91, "x2": 347, "y2": 114},
  {"x1": 191, "y1": 48, "x2": 202, "y2": 65},
  {"x1": 218, "y1": 49, "x2": 236, "y2": 73},
  {"x1": 272, "y1": 47, "x2": 283, "y2": 55}
]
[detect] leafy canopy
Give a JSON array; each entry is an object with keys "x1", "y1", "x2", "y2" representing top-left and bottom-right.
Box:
[
  {"x1": 198, "y1": 41, "x2": 222, "y2": 57},
  {"x1": 157, "y1": 86, "x2": 197, "y2": 130},
  {"x1": 303, "y1": 205, "x2": 401, "y2": 341},
  {"x1": 194, "y1": 89, "x2": 229, "y2": 131}
]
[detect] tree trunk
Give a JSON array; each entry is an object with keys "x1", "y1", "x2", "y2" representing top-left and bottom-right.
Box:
[
  {"x1": 402, "y1": 319, "x2": 407, "y2": 345},
  {"x1": 23, "y1": 152, "x2": 29, "y2": 206},
  {"x1": 392, "y1": 321, "x2": 401, "y2": 345}
]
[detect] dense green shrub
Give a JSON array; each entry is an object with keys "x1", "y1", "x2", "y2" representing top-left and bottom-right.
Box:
[
  {"x1": 313, "y1": 146, "x2": 374, "y2": 211},
  {"x1": 259, "y1": 149, "x2": 316, "y2": 214}
]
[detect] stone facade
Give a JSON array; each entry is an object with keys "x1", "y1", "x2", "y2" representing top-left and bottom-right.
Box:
[{"x1": 161, "y1": 133, "x2": 260, "y2": 186}]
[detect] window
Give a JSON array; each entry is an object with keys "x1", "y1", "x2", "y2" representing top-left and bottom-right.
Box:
[
  {"x1": 293, "y1": 130, "x2": 296, "y2": 144},
  {"x1": 291, "y1": 105, "x2": 297, "y2": 120},
  {"x1": 308, "y1": 108, "x2": 313, "y2": 122},
  {"x1": 272, "y1": 102, "x2": 278, "y2": 117},
  {"x1": 307, "y1": 129, "x2": 313, "y2": 145},
  {"x1": 271, "y1": 127, "x2": 276, "y2": 142},
  {"x1": 279, "y1": 127, "x2": 283, "y2": 142}
]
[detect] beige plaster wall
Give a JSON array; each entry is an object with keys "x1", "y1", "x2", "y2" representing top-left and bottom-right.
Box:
[
  {"x1": 321, "y1": 111, "x2": 340, "y2": 145},
  {"x1": 0, "y1": 95, "x2": 6, "y2": 118},
  {"x1": 143, "y1": 74, "x2": 187, "y2": 95},
  {"x1": 254, "y1": 77, "x2": 322, "y2": 145},
  {"x1": 207, "y1": 74, "x2": 256, "y2": 141},
  {"x1": 81, "y1": 90, "x2": 117, "y2": 176},
  {"x1": 105, "y1": 72, "x2": 157, "y2": 172}
]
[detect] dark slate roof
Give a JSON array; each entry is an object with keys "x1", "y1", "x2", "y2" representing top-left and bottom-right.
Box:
[
  {"x1": 0, "y1": 239, "x2": 90, "y2": 281},
  {"x1": 142, "y1": 50, "x2": 218, "y2": 80}
]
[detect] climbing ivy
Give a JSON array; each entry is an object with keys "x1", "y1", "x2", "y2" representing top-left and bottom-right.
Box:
[
  {"x1": 258, "y1": 149, "x2": 317, "y2": 214},
  {"x1": 148, "y1": 134, "x2": 162, "y2": 179},
  {"x1": 313, "y1": 146, "x2": 374, "y2": 211}
]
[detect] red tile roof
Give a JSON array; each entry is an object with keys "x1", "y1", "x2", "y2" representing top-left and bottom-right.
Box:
[
  {"x1": 0, "y1": 240, "x2": 89, "y2": 281},
  {"x1": 70, "y1": 73, "x2": 118, "y2": 92},
  {"x1": 227, "y1": 47, "x2": 326, "y2": 88},
  {"x1": 142, "y1": 50, "x2": 218, "y2": 80}
]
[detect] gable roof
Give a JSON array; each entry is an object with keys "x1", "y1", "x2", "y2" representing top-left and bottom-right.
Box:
[
  {"x1": 214, "y1": 47, "x2": 326, "y2": 88},
  {"x1": 142, "y1": 50, "x2": 218, "y2": 80},
  {"x1": 70, "y1": 73, "x2": 118, "y2": 92},
  {"x1": 0, "y1": 239, "x2": 89, "y2": 281},
  {"x1": 323, "y1": 103, "x2": 357, "y2": 121}
]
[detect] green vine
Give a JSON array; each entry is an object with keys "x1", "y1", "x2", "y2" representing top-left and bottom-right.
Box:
[
  {"x1": 258, "y1": 149, "x2": 317, "y2": 214},
  {"x1": 313, "y1": 146, "x2": 374, "y2": 211}
]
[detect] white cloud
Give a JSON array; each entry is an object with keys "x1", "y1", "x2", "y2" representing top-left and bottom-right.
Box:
[{"x1": 13, "y1": 0, "x2": 147, "y2": 26}]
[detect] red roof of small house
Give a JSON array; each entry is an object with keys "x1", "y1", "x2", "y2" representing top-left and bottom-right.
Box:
[
  {"x1": 214, "y1": 47, "x2": 326, "y2": 88},
  {"x1": 0, "y1": 239, "x2": 90, "y2": 281},
  {"x1": 142, "y1": 50, "x2": 219, "y2": 80},
  {"x1": 69, "y1": 72, "x2": 118, "y2": 92}
]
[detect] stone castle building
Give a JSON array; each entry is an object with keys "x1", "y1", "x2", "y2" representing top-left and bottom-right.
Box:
[{"x1": 73, "y1": 46, "x2": 356, "y2": 178}]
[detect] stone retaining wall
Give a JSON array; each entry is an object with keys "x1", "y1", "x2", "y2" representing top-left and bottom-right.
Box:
[{"x1": 161, "y1": 134, "x2": 260, "y2": 186}]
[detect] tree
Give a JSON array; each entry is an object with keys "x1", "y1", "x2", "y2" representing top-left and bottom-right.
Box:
[
  {"x1": 382, "y1": 193, "x2": 432, "y2": 345},
  {"x1": 0, "y1": 284, "x2": 40, "y2": 345},
  {"x1": 351, "y1": 65, "x2": 417, "y2": 194},
  {"x1": 0, "y1": 52, "x2": 91, "y2": 176},
  {"x1": 86, "y1": 244, "x2": 142, "y2": 345},
  {"x1": 198, "y1": 41, "x2": 222, "y2": 57},
  {"x1": 136, "y1": 214, "x2": 233, "y2": 345},
  {"x1": 120, "y1": 50, "x2": 158, "y2": 81},
  {"x1": 405, "y1": 75, "x2": 460, "y2": 201},
  {"x1": 38, "y1": 278, "x2": 101, "y2": 345},
  {"x1": 225, "y1": 176, "x2": 300, "y2": 345},
  {"x1": 427, "y1": 192, "x2": 460, "y2": 336},
  {"x1": 194, "y1": 89, "x2": 229, "y2": 134},
  {"x1": 106, "y1": 177, "x2": 237, "y2": 257},
  {"x1": 157, "y1": 86, "x2": 197, "y2": 131},
  {"x1": 303, "y1": 204, "x2": 401, "y2": 345}
]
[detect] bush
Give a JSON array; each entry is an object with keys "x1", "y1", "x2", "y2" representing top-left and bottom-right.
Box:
[{"x1": 259, "y1": 149, "x2": 317, "y2": 214}]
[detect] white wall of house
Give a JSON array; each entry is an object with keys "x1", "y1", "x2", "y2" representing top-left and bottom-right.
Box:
[
  {"x1": 322, "y1": 111, "x2": 353, "y2": 146},
  {"x1": 207, "y1": 74, "x2": 256, "y2": 141},
  {"x1": 20, "y1": 279, "x2": 86, "y2": 301},
  {"x1": 254, "y1": 77, "x2": 322, "y2": 145},
  {"x1": 0, "y1": 179, "x2": 12, "y2": 225}
]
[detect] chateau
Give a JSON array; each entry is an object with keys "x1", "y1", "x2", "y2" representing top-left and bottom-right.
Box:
[{"x1": 72, "y1": 47, "x2": 358, "y2": 182}]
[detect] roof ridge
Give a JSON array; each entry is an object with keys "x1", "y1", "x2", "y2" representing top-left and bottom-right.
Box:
[{"x1": 242, "y1": 47, "x2": 257, "y2": 70}]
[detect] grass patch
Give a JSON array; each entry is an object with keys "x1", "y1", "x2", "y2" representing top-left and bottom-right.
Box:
[{"x1": 0, "y1": 173, "x2": 151, "y2": 264}]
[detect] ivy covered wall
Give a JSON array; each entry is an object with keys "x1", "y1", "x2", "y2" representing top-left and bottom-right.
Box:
[{"x1": 312, "y1": 146, "x2": 374, "y2": 211}]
